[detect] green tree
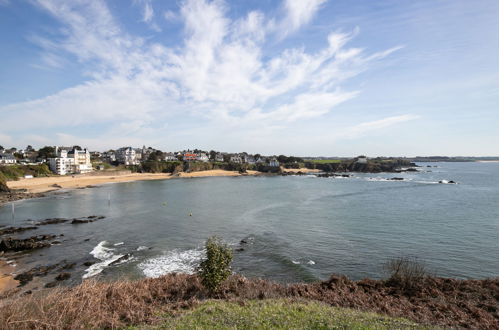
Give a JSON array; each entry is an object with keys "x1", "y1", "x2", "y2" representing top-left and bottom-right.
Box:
[
  {"x1": 38, "y1": 146, "x2": 56, "y2": 159},
  {"x1": 198, "y1": 236, "x2": 233, "y2": 292}
]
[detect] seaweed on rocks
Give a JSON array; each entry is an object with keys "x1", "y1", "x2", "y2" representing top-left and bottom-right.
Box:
[{"x1": 0, "y1": 235, "x2": 56, "y2": 252}]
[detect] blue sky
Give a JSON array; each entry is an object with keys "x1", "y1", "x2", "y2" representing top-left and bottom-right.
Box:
[{"x1": 0, "y1": 0, "x2": 498, "y2": 156}]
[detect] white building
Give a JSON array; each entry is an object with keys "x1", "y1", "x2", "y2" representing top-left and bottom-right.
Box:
[
  {"x1": 164, "y1": 152, "x2": 177, "y2": 161},
  {"x1": 0, "y1": 153, "x2": 17, "y2": 164},
  {"x1": 230, "y1": 155, "x2": 242, "y2": 164},
  {"x1": 48, "y1": 147, "x2": 92, "y2": 175},
  {"x1": 268, "y1": 157, "x2": 280, "y2": 167},
  {"x1": 214, "y1": 153, "x2": 224, "y2": 162},
  {"x1": 116, "y1": 147, "x2": 140, "y2": 165},
  {"x1": 356, "y1": 156, "x2": 368, "y2": 164},
  {"x1": 197, "y1": 153, "x2": 209, "y2": 162}
]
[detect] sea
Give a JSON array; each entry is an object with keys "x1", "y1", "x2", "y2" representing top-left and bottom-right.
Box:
[{"x1": 1, "y1": 162, "x2": 498, "y2": 285}]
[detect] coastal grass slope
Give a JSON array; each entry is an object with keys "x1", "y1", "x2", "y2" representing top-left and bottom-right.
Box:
[
  {"x1": 145, "y1": 299, "x2": 429, "y2": 329},
  {"x1": 1, "y1": 273, "x2": 497, "y2": 329}
]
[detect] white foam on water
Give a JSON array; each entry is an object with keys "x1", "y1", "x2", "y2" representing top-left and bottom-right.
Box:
[
  {"x1": 291, "y1": 260, "x2": 300, "y2": 265},
  {"x1": 307, "y1": 260, "x2": 316, "y2": 265},
  {"x1": 138, "y1": 249, "x2": 204, "y2": 278},
  {"x1": 83, "y1": 241, "x2": 125, "y2": 279},
  {"x1": 114, "y1": 242, "x2": 124, "y2": 246},
  {"x1": 137, "y1": 246, "x2": 149, "y2": 251}
]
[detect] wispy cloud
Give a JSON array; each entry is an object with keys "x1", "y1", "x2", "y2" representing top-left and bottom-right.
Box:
[
  {"x1": 0, "y1": 0, "x2": 401, "y2": 151},
  {"x1": 279, "y1": 0, "x2": 327, "y2": 37},
  {"x1": 340, "y1": 115, "x2": 421, "y2": 139}
]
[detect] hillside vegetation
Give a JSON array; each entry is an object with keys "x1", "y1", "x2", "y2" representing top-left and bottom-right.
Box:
[
  {"x1": 1, "y1": 273, "x2": 497, "y2": 329},
  {"x1": 0, "y1": 164, "x2": 52, "y2": 181}
]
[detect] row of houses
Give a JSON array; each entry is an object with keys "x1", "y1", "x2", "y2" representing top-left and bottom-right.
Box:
[{"x1": 97, "y1": 148, "x2": 281, "y2": 167}]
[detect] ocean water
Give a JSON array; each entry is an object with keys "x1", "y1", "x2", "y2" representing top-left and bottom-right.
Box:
[{"x1": 1, "y1": 162, "x2": 498, "y2": 284}]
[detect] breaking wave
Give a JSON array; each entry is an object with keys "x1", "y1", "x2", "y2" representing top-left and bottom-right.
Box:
[
  {"x1": 138, "y1": 248, "x2": 204, "y2": 278},
  {"x1": 83, "y1": 241, "x2": 125, "y2": 279}
]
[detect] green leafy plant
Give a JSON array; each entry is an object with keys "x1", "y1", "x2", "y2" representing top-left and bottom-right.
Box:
[{"x1": 198, "y1": 236, "x2": 233, "y2": 292}]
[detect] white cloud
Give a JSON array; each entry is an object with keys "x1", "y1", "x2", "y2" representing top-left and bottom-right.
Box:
[
  {"x1": 340, "y1": 115, "x2": 421, "y2": 139},
  {"x1": 277, "y1": 0, "x2": 327, "y2": 38},
  {"x1": 164, "y1": 10, "x2": 177, "y2": 22},
  {"x1": 1, "y1": 0, "x2": 401, "y2": 152}
]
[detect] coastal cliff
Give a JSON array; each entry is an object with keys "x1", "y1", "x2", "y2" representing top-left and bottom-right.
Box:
[{"x1": 305, "y1": 158, "x2": 416, "y2": 173}]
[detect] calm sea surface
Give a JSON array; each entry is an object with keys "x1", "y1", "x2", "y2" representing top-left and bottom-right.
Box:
[{"x1": 1, "y1": 162, "x2": 498, "y2": 284}]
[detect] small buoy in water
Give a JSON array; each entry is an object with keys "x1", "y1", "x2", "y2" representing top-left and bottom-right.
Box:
[
  {"x1": 162, "y1": 202, "x2": 167, "y2": 206},
  {"x1": 189, "y1": 213, "x2": 192, "y2": 216}
]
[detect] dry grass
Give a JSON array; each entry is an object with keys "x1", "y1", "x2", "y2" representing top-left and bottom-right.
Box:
[{"x1": 0, "y1": 274, "x2": 498, "y2": 329}]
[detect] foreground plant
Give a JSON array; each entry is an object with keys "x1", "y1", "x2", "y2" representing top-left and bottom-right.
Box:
[{"x1": 198, "y1": 236, "x2": 233, "y2": 292}]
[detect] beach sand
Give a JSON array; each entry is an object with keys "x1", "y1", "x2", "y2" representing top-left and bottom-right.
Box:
[
  {"x1": 7, "y1": 173, "x2": 173, "y2": 193},
  {"x1": 281, "y1": 168, "x2": 320, "y2": 173},
  {"x1": 0, "y1": 260, "x2": 18, "y2": 295},
  {"x1": 6, "y1": 170, "x2": 261, "y2": 194}
]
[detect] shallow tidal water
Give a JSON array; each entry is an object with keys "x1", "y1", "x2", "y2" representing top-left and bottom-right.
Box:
[{"x1": 1, "y1": 162, "x2": 498, "y2": 284}]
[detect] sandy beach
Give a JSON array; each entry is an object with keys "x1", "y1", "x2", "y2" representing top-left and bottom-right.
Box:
[
  {"x1": 0, "y1": 260, "x2": 18, "y2": 295},
  {"x1": 281, "y1": 168, "x2": 320, "y2": 173},
  {"x1": 6, "y1": 170, "x2": 262, "y2": 194}
]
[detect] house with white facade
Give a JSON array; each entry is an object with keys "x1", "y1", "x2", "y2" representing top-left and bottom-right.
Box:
[
  {"x1": 116, "y1": 147, "x2": 140, "y2": 165},
  {"x1": 230, "y1": 155, "x2": 242, "y2": 164},
  {"x1": 214, "y1": 153, "x2": 224, "y2": 162},
  {"x1": 68, "y1": 148, "x2": 92, "y2": 173},
  {"x1": 48, "y1": 147, "x2": 93, "y2": 175},
  {"x1": 164, "y1": 152, "x2": 177, "y2": 161},
  {"x1": 0, "y1": 153, "x2": 17, "y2": 164},
  {"x1": 197, "y1": 153, "x2": 209, "y2": 162},
  {"x1": 268, "y1": 157, "x2": 280, "y2": 167}
]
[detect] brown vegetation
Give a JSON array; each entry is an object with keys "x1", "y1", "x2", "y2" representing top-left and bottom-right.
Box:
[{"x1": 0, "y1": 273, "x2": 497, "y2": 329}]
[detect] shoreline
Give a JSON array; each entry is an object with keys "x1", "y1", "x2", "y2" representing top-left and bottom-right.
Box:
[
  {"x1": 0, "y1": 260, "x2": 18, "y2": 295},
  {"x1": 5, "y1": 169, "x2": 266, "y2": 195}
]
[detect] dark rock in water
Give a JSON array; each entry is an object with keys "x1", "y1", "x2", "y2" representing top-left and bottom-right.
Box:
[
  {"x1": 0, "y1": 235, "x2": 56, "y2": 252},
  {"x1": 405, "y1": 168, "x2": 418, "y2": 172},
  {"x1": 60, "y1": 262, "x2": 76, "y2": 270},
  {"x1": 71, "y1": 215, "x2": 106, "y2": 224},
  {"x1": 14, "y1": 273, "x2": 34, "y2": 286},
  {"x1": 45, "y1": 281, "x2": 57, "y2": 288},
  {"x1": 449, "y1": 180, "x2": 456, "y2": 184},
  {"x1": 0, "y1": 226, "x2": 38, "y2": 236},
  {"x1": 55, "y1": 272, "x2": 71, "y2": 281},
  {"x1": 389, "y1": 177, "x2": 404, "y2": 181},
  {"x1": 83, "y1": 261, "x2": 95, "y2": 267},
  {"x1": 236, "y1": 248, "x2": 245, "y2": 252},
  {"x1": 36, "y1": 218, "x2": 69, "y2": 225},
  {"x1": 14, "y1": 261, "x2": 74, "y2": 286},
  {"x1": 240, "y1": 239, "x2": 248, "y2": 244},
  {"x1": 109, "y1": 253, "x2": 132, "y2": 266},
  {"x1": 84, "y1": 238, "x2": 90, "y2": 242},
  {"x1": 51, "y1": 241, "x2": 61, "y2": 245}
]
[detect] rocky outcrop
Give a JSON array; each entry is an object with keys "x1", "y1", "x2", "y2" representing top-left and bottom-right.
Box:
[
  {"x1": 0, "y1": 234, "x2": 56, "y2": 252},
  {"x1": 71, "y1": 215, "x2": 105, "y2": 224},
  {"x1": 306, "y1": 159, "x2": 418, "y2": 173},
  {"x1": 0, "y1": 226, "x2": 38, "y2": 236},
  {"x1": 14, "y1": 260, "x2": 76, "y2": 286}
]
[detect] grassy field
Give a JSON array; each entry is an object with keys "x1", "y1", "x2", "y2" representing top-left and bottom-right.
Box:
[
  {"x1": 148, "y1": 299, "x2": 431, "y2": 329},
  {"x1": 305, "y1": 159, "x2": 342, "y2": 164}
]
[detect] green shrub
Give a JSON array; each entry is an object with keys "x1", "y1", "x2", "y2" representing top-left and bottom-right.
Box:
[{"x1": 198, "y1": 236, "x2": 233, "y2": 292}]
